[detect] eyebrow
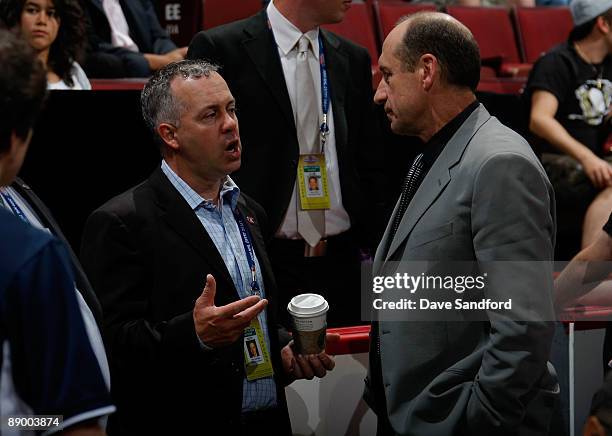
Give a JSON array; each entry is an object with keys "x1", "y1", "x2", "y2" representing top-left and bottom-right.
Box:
[
  {"x1": 24, "y1": 1, "x2": 54, "y2": 8},
  {"x1": 195, "y1": 100, "x2": 235, "y2": 116}
]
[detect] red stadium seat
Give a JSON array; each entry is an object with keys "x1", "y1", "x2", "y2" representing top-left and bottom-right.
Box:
[
  {"x1": 375, "y1": 1, "x2": 437, "y2": 40},
  {"x1": 202, "y1": 0, "x2": 262, "y2": 29},
  {"x1": 323, "y1": 1, "x2": 381, "y2": 87},
  {"x1": 514, "y1": 6, "x2": 573, "y2": 63},
  {"x1": 447, "y1": 6, "x2": 531, "y2": 78}
]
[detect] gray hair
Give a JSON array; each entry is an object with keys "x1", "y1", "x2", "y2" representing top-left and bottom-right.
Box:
[{"x1": 141, "y1": 59, "x2": 220, "y2": 147}]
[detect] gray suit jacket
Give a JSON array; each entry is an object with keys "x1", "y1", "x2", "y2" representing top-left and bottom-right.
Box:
[{"x1": 366, "y1": 105, "x2": 558, "y2": 435}]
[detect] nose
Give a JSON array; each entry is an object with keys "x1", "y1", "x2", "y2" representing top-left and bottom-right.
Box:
[
  {"x1": 36, "y1": 10, "x2": 48, "y2": 23},
  {"x1": 221, "y1": 110, "x2": 238, "y2": 133},
  {"x1": 373, "y1": 80, "x2": 387, "y2": 105}
]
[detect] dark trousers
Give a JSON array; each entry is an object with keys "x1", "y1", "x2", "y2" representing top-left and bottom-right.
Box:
[
  {"x1": 232, "y1": 407, "x2": 292, "y2": 436},
  {"x1": 269, "y1": 230, "x2": 366, "y2": 328}
]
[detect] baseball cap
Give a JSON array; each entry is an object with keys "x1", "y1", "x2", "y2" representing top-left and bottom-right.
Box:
[{"x1": 571, "y1": 0, "x2": 612, "y2": 26}]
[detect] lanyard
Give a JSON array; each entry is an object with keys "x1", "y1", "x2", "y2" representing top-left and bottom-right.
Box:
[
  {"x1": 233, "y1": 208, "x2": 261, "y2": 296},
  {"x1": 318, "y1": 35, "x2": 330, "y2": 151},
  {"x1": 1, "y1": 191, "x2": 28, "y2": 224}
]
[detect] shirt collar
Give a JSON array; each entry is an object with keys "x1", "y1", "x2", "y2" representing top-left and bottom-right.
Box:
[
  {"x1": 421, "y1": 100, "x2": 480, "y2": 168},
  {"x1": 267, "y1": 0, "x2": 319, "y2": 58},
  {"x1": 161, "y1": 160, "x2": 240, "y2": 211}
]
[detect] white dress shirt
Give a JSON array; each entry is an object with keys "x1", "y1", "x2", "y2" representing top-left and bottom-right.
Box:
[{"x1": 102, "y1": 0, "x2": 139, "y2": 52}]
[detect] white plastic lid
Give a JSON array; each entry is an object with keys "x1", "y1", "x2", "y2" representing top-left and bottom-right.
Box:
[{"x1": 287, "y1": 293, "x2": 329, "y2": 318}]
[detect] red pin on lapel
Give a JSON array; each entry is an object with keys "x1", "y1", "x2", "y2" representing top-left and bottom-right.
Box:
[{"x1": 246, "y1": 216, "x2": 255, "y2": 224}]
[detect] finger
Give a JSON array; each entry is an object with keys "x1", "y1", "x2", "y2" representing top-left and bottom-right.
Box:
[
  {"x1": 231, "y1": 299, "x2": 268, "y2": 325},
  {"x1": 604, "y1": 167, "x2": 612, "y2": 186},
  {"x1": 292, "y1": 357, "x2": 304, "y2": 379},
  {"x1": 217, "y1": 295, "x2": 262, "y2": 318},
  {"x1": 296, "y1": 355, "x2": 314, "y2": 380},
  {"x1": 281, "y1": 344, "x2": 295, "y2": 374},
  {"x1": 307, "y1": 354, "x2": 327, "y2": 378},
  {"x1": 317, "y1": 353, "x2": 336, "y2": 371},
  {"x1": 198, "y1": 274, "x2": 217, "y2": 307},
  {"x1": 592, "y1": 170, "x2": 604, "y2": 189},
  {"x1": 598, "y1": 170, "x2": 607, "y2": 188}
]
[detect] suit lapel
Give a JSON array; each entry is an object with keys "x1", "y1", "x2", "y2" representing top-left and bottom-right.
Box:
[
  {"x1": 149, "y1": 169, "x2": 236, "y2": 292},
  {"x1": 242, "y1": 12, "x2": 296, "y2": 131},
  {"x1": 385, "y1": 105, "x2": 491, "y2": 261},
  {"x1": 321, "y1": 30, "x2": 349, "y2": 155},
  {"x1": 374, "y1": 199, "x2": 400, "y2": 272}
]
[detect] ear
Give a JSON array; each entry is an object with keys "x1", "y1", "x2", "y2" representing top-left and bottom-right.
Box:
[
  {"x1": 597, "y1": 16, "x2": 611, "y2": 34},
  {"x1": 157, "y1": 123, "x2": 179, "y2": 152},
  {"x1": 420, "y1": 53, "x2": 437, "y2": 91},
  {"x1": 583, "y1": 415, "x2": 606, "y2": 436},
  {"x1": 0, "y1": 129, "x2": 32, "y2": 186}
]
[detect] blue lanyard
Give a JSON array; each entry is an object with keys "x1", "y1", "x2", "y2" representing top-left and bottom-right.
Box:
[
  {"x1": 233, "y1": 208, "x2": 261, "y2": 296},
  {"x1": 318, "y1": 35, "x2": 330, "y2": 151},
  {"x1": 1, "y1": 192, "x2": 28, "y2": 224}
]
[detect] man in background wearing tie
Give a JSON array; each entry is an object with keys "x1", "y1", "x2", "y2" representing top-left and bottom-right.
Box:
[{"x1": 188, "y1": 0, "x2": 384, "y2": 326}]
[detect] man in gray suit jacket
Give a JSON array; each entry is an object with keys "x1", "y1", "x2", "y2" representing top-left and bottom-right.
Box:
[{"x1": 365, "y1": 12, "x2": 558, "y2": 435}]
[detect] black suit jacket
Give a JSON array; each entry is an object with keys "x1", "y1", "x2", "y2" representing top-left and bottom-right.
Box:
[
  {"x1": 187, "y1": 11, "x2": 384, "y2": 248},
  {"x1": 11, "y1": 178, "x2": 103, "y2": 325},
  {"x1": 80, "y1": 167, "x2": 292, "y2": 435},
  {"x1": 83, "y1": 0, "x2": 177, "y2": 77}
]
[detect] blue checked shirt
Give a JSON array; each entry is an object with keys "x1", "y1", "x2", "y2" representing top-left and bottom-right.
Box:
[{"x1": 161, "y1": 161, "x2": 278, "y2": 411}]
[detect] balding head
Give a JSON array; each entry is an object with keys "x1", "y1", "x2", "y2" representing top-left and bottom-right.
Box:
[{"x1": 393, "y1": 12, "x2": 481, "y2": 92}]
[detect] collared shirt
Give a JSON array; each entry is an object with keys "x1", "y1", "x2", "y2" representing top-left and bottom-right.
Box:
[
  {"x1": 102, "y1": 0, "x2": 139, "y2": 52},
  {"x1": 160, "y1": 161, "x2": 277, "y2": 412},
  {"x1": 418, "y1": 100, "x2": 480, "y2": 184},
  {"x1": 267, "y1": 0, "x2": 351, "y2": 239},
  {"x1": 370, "y1": 100, "x2": 480, "y2": 426}
]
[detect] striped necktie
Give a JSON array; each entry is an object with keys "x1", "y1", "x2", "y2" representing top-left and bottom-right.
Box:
[{"x1": 388, "y1": 153, "x2": 424, "y2": 244}]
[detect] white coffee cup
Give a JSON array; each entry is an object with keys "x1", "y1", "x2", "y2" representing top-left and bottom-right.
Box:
[{"x1": 287, "y1": 293, "x2": 329, "y2": 354}]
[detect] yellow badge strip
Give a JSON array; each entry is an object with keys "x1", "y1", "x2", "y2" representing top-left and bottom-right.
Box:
[
  {"x1": 244, "y1": 318, "x2": 274, "y2": 381},
  {"x1": 297, "y1": 153, "x2": 331, "y2": 210}
]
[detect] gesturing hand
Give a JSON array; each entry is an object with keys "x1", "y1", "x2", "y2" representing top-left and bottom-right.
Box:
[{"x1": 193, "y1": 274, "x2": 267, "y2": 348}]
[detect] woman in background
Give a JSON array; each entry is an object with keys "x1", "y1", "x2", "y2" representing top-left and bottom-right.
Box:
[{"x1": 0, "y1": 0, "x2": 90, "y2": 89}]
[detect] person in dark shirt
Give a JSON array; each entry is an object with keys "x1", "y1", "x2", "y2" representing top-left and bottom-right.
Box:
[
  {"x1": 526, "y1": 0, "x2": 612, "y2": 256},
  {"x1": 0, "y1": 28, "x2": 114, "y2": 434}
]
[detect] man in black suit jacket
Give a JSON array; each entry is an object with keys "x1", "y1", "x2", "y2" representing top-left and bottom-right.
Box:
[
  {"x1": 83, "y1": 0, "x2": 187, "y2": 78},
  {"x1": 81, "y1": 59, "x2": 336, "y2": 435},
  {"x1": 187, "y1": 0, "x2": 384, "y2": 327}
]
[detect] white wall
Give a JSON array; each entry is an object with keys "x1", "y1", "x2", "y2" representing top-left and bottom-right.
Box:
[{"x1": 286, "y1": 353, "x2": 377, "y2": 436}]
